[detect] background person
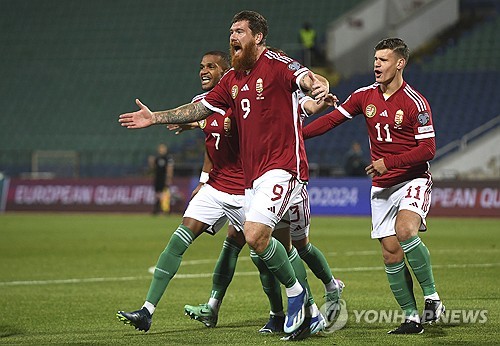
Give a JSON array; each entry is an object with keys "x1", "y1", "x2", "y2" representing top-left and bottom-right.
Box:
[
  {"x1": 344, "y1": 141, "x2": 368, "y2": 176},
  {"x1": 299, "y1": 22, "x2": 317, "y2": 67},
  {"x1": 149, "y1": 143, "x2": 174, "y2": 214}
]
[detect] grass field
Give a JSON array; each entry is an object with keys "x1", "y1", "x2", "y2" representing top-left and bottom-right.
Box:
[{"x1": 0, "y1": 213, "x2": 499, "y2": 345}]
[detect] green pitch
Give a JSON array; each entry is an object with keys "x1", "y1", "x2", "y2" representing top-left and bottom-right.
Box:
[{"x1": 0, "y1": 213, "x2": 498, "y2": 345}]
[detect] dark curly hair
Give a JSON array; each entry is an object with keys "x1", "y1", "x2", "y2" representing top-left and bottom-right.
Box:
[{"x1": 231, "y1": 10, "x2": 268, "y2": 46}]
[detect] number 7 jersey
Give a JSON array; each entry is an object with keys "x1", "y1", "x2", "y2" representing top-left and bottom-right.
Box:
[{"x1": 192, "y1": 92, "x2": 245, "y2": 195}]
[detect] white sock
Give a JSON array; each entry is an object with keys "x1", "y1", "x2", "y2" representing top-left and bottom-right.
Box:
[
  {"x1": 308, "y1": 303, "x2": 319, "y2": 318},
  {"x1": 142, "y1": 301, "x2": 155, "y2": 315},
  {"x1": 270, "y1": 310, "x2": 285, "y2": 317},
  {"x1": 407, "y1": 312, "x2": 421, "y2": 324},
  {"x1": 424, "y1": 292, "x2": 440, "y2": 301},
  {"x1": 285, "y1": 280, "x2": 303, "y2": 297},
  {"x1": 325, "y1": 278, "x2": 337, "y2": 292},
  {"x1": 208, "y1": 298, "x2": 220, "y2": 313}
]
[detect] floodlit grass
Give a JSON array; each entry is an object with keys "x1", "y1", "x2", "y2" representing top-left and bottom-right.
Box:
[{"x1": 0, "y1": 213, "x2": 499, "y2": 344}]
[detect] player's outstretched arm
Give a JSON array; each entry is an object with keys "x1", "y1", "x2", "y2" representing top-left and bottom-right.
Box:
[{"x1": 119, "y1": 99, "x2": 212, "y2": 129}]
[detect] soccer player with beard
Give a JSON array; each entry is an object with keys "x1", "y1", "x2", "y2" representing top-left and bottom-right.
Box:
[
  {"x1": 172, "y1": 50, "x2": 342, "y2": 338},
  {"x1": 184, "y1": 85, "x2": 344, "y2": 338},
  {"x1": 118, "y1": 10, "x2": 329, "y2": 336},
  {"x1": 302, "y1": 38, "x2": 445, "y2": 334},
  {"x1": 117, "y1": 50, "x2": 328, "y2": 339}
]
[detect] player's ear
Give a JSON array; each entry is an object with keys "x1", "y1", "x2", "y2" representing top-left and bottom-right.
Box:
[
  {"x1": 396, "y1": 58, "x2": 406, "y2": 70},
  {"x1": 255, "y1": 32, "x2": 263, "y2": 45}
]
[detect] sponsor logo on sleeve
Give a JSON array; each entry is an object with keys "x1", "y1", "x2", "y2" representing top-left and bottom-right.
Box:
[
  {"x1": 418, "y1": 125, "x2": 434, "y2": 133},
  {"x1": 287, "y1": 61, "x2": 301, "y2": 71},
  {"x1": 417, "y1": 112, "x2": 430, "y2": 125}
]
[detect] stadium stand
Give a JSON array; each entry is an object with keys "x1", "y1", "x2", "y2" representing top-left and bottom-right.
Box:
[
  {"x1": 304, "y1": 1, "x2": 500, "y2": 173},
  {"x1": 0, "y1": 0, "x2": 363, "y2": 177},
  {"x1": 0, "y1": 0, "x2": 498, "y2": 178}
]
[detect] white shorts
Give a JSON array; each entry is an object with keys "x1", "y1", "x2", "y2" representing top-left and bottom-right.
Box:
[
  {"x1": 275, "y1": 186, "x2": 311, "y2": 241},
  {"x1": 245, "y1": 169, "x2": 307, "y2": 230},
  {"x1": 370, "y1": 177, "x2": 432, "y2": 239},
  {"x1": 183, "y1": 183, "x2": 245, "y2": 235}
]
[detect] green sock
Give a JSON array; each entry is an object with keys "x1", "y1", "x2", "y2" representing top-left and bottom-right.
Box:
[
  {"x1": 288, "y1": 247, "x2": 314, "y2": 307},
  {"x1": 298, "y1": 243, "x2": 334, "y2": 285},
  {"x1": 385, "y1": 260, "x2": 418, "y2": 317},
  {"x1": 401, "y1": 236, "x2": 437, "y2": 296},
  {"x1": 257, "y1": 237, "x2": 297, "y2": 288},
  {"x1": 210, "y1": 237, "x2": 243, "y2": 301},
  {"x1": 250, "y1": 250, "x2": 283, "y2": 313},
  {"x1": 146, "y1": 225, "x2": 194, "y2": 305}
]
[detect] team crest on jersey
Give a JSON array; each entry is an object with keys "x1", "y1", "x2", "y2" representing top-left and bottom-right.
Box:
[
  {"x1": 256, "y1": 78, "x2": 264, "y2": 100},
  {"x1": 231, "y1": 85, "x2": 238, "y2": 99},
  {"x1": 198, "y1": 119, "x2": 207, "y2": 129},
  {"x1": 223, "y1": 117, "x2": 232, "y2": 137},
  {"x1": 365, "y1": 104, "x2": 376, "y2": 118},
  {"x1": 394, "y1": 109, "x2": 404, "y2": 129},
  {"x1": 287, "y1": 61, "x2": 301, "y2": 71},
  {"x1": 417, "y1": 112, "x2": 430, "y2": 125}
]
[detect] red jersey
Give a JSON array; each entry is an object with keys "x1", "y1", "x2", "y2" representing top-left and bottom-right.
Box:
[
  {"x1": 191, "y1": 93, "x2": 244, "y2": 195},
  {"x1": 303, "y1": 81, "x2": 436, "y2": 187},
  {"x1": 202, "y1": 49, "x2": 310, "y2": 188}
]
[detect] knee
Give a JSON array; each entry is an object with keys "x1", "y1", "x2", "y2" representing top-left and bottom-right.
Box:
[
  {"x1": 395, "y1": 210, "x2": 421, "y2": 242},
  {"x1": 395, "y1": 223, "x2": 416, "y2": 242},
  {"x1": 381, "y1": 238, "x2": 404, "y2": 264},
  {"x1": 226, "y1": 225, "x2": 246, "y2": 247},
  {"x1": 292, "y1": 237, "x2": 308, "y2": 252},
  {"x1": 245, "y1": 230, "x2": 269, "y2": 254},
  {"x1": 382, "y1": 249, "x2": 404, "y2": 265}
]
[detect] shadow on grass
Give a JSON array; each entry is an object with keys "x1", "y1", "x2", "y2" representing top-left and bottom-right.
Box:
[{"x1": 0, "y1": 325, "x2": 24, "y2": 338}]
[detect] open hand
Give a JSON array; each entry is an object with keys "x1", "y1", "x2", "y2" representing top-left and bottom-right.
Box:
[{"x1": 118, "y1": 99, "x2": 153, "y2": 129}]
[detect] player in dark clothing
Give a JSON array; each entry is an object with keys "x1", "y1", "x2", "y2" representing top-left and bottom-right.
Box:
[{"x1": 150, "y1": 144, "x2": 174, "y2": 214}]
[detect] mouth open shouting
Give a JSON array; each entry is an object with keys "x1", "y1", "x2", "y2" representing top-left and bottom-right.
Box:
[
  {"x1": 231, "y1": 41, "x2": 242, "y2": 57},
  {"x1": 230, "y1": 39, "x2": 257, "y2": 71}
]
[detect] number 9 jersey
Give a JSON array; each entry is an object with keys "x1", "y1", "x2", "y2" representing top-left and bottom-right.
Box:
[{"x1": 201, "y1": 48, "x2": 311, "y2": 188}]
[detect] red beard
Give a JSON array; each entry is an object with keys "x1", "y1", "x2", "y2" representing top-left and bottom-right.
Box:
[{"x1": 230, "y1": 40, "x2": 258, "y2": 71}]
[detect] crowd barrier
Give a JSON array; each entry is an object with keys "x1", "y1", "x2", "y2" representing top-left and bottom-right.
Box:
[{"x1": 0, "y1": 177, "x2": 498, "y2": 217}]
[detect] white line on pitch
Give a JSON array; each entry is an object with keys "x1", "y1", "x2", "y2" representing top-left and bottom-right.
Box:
[
  {"x1": 2, "y1": 262, "x2": 499, "y2": 287},
  {"x1": 326, "y1": 248, "x2": 500, "y2": 256}
]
